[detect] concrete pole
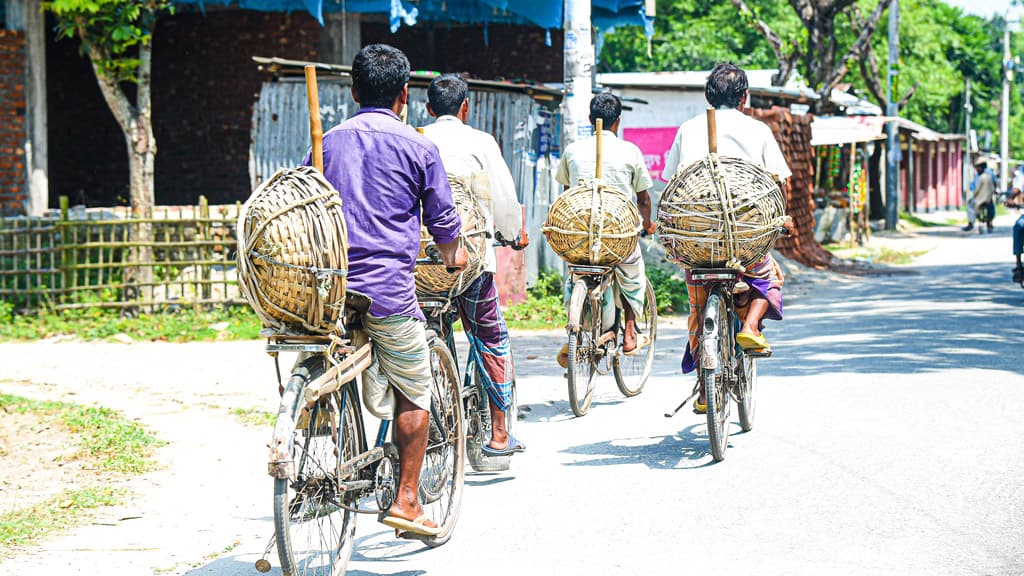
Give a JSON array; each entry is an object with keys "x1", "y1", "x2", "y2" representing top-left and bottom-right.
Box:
[
  {"x1": 1000, "y1": 20, "x2": 1011, "y2": 194},
  {"x1": 884, "y1": 0, "x2": 900, "y2": 230},
  {"x1": 562, "y1": 0, "x2": 594, "y2": 151},
  {"x1": 964, "y1": 78, "x2": 972, "y2": 204}
]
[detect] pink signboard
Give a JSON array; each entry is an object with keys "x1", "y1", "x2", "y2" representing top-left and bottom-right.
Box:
[{"x1": 622, "y1": 127, "x2": 678, "y2": 182}]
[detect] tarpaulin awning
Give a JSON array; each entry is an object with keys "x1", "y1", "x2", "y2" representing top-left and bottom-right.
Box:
[{"x1": 174, "y1": 0, "x2": 653, "y2": 36}]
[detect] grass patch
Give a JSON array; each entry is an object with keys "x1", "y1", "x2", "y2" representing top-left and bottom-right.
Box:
[
  {"x1": 231, "y1": 407, "x2": 275, "y2": 428},
  {"x1": 0, "y1": 394, "x2": 160, "y2": 474},
  {"x1": 823, "y1": 244, "x2": 930, "y2": 265},
  {"x1": 0, "y1": 305, "x2": 262, "y2": 343},
  {"x1": 647, "y1": 266, "x2": 689, "y2": 315},
  {"x1": 502, "y1": 271, "x2": 565, "y2": 330},
  {"x1": 1, "y1": 486, "x2": 125, "y2": 551},
  {"x1": 899, "y1": 212, "x2": 958, "y2": 228}
]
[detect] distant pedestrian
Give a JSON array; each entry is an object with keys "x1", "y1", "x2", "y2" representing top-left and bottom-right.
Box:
[
  {"x1": 964, "y1": 160, "x2": 996, "y2": 232},
  {"x1": 970, "y1": 160, "x2": 996, "y2": 234}
]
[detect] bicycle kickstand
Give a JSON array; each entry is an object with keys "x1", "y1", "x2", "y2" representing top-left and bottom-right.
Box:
[{"x1": 664, "y1": 389, "x2": 700, "y2": 418}]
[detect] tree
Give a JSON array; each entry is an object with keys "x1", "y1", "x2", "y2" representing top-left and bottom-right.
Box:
[{"x1": 44, "y1": 0, "x2": 173, "y2": 303}]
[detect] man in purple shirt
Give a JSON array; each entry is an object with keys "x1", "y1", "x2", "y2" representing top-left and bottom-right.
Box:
[{"x1": 305, "y1": 44, "x2": 465, "y2": 536}]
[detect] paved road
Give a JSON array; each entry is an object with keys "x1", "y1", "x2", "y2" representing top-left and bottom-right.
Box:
[{"x1": 2, "y1": 214, "x2": 1023, "y2": 575}]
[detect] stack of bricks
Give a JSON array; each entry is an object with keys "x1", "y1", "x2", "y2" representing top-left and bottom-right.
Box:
[
  {"x1": 0, "y1": 30, "x2": 25, "y2": 216},
  {"x1": 750, "y1": 106, "x2": 833, "y2": 269}
]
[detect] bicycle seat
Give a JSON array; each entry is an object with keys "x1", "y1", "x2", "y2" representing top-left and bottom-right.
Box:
[
  {"x1": 690, "y1": 268, "x2": 740, "y2": 281},
  {"x1": 568, "y1": 264, "x2": 613, "y2": 276}
]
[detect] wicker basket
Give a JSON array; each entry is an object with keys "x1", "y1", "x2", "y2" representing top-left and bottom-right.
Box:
[
  {"x1": 415, "y1": 176, "x2": 489, "y2": 296},
  {"x1": 658, "y1": 155, "x2": 786, "y2": 269},
  {"x1": 237, "y1": 166, "x2": 349, "y2": 334},
  {"x1": 543, "y1": 179, "x2": 641, "y2": 266}
]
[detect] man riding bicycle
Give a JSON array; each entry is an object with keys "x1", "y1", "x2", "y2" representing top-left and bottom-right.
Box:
[
  {"x1": 661, "y1": 63, "x2": 791, "y2": 414},
  {"x1": 422, "y1": 73, "x2": 528, "y2": 457},
  {"x1": 304, "y1": 44, "x2": 467, "y2": 537},
  {"x1": 553, "y1": 93, "x2": 656, "y2": 368}
]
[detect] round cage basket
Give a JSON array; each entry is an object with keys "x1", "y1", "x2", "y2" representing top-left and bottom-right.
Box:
[
  {"x1": 542, "y1": 180, "x2": 641, "y2": 266},
  {"x1": 237, "y1": 166, "x2": 349, "y2": 334},
  {"x1": 658, "y1": 155, "x2": 786, "y2": 269},
  {"x1": 415, "y1": 176, "x2": 489, "y2": 296}
]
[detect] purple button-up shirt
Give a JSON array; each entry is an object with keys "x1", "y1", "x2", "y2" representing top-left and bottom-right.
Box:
[{"x1": 304, "y1": 107, "x2": 461, "y2": 320}]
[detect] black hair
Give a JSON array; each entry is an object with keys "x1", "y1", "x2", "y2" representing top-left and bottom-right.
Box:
[
  {"x1": 351, "y1": 44, "x2": 410, "y2": 109},
  {"x1": 589, "y1": 92, "x2": 622, "y2": 128},
  {"x1": 427, "y1": 74, "x2": 469, "y2": 117},
  {"x1": 705, "y1": 63, "x2": 748, "y2": 109}
]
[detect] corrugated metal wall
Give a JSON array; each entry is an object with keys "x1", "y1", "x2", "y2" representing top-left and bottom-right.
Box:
[{"x1": 249, "y1": 77, "x2": 562, "y2": 282}]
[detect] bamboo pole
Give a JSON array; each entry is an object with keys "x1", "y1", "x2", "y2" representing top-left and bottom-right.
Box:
[
  {"x1": 595, "y1": 118, "x2": 603, "y2": 180},
  {"x1": 707, "y1": 108, "x2": 718, "y2": 154},
  {"x1": 305, "y1": 65, "x2": 324, "y2": 173}
]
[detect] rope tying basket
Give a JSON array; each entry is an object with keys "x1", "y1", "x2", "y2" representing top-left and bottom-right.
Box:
[
  {"x1": 415, "y1": 176, "x2": 489, "y2": 296},
  {"x1": 658, "y1": 155, "x2": 786, "y2": 269},
  {"x1": 542, "y1": 179, "x2": 641, "y2": 266},
  {"x1": 237, "y1": 166, "x2": 349, "y2": 334}
]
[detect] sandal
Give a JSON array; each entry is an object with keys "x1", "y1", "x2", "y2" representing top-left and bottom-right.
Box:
[{"x1": 381, "y1": 513, "x2": 441, "y2": 537}]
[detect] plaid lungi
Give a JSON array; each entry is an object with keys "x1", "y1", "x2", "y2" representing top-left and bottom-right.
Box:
[{"x1": 455, "y1": 272, "x2": 514, "y2": 412}]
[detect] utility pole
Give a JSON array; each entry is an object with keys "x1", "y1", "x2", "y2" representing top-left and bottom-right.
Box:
[
  {"x1": 884, "y1": 0, "x2": 900, "y2": 230},
  {"x1": 964, "y1": 78, "x2": 972, "y2": 204},
  {"x1": 563, "y1": 0, "x2": 594, "y2": 152},
  {"x1": 1000, "y1": 18, "x2": 1012, "y2": 194}
]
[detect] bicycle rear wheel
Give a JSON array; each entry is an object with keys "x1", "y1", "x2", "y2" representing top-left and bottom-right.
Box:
[
  {"x1": 567, "y1": 281, "x2": 597, "y2": 417},
  {"x1": 738, "y1": 355, "x2": 757, "y2": 432},
  {"x1": 274, "y1": 357, "x2": 362, "y2": 575},
  {"x1": 613, "y1": 281, "x2": 658, "y2": 397},
  {"x1": 702, "y1": 289, "x2": 732, "y2": 462},
  {"x1": 418, "y1": 334, "x2": 466, "y2": 547}
]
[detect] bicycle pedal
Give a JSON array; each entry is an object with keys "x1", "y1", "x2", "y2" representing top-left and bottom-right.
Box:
[{"x1": 745, "y1": 349, "x2": 772, "y2": 358}]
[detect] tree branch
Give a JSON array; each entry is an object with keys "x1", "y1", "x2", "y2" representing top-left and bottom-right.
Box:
[
  {"x1": 897, "y1": 82, "x2": 920, "y2": 108},
  {"x1": 731, "y1": 0, "x2": 802, "y2": 85},
  {"x1": 788, "y1": 0, "x2": 815, "y2": 26},
  {"x1": 75, "y1": 17, "x2": 136, "y2": 135},
  {"x1": 850, "y1": 7, "x2": 886, "y2": 106},
  {"x1": 824, "y1": 0, "x2": 892, "y2": 94}
]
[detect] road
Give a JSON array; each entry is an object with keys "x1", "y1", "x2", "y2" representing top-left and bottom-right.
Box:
[{"x1": 1, "y1": 213, "x2": 1023, "y2": 576}]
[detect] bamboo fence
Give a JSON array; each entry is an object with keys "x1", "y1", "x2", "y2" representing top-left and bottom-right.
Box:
[{"x1": 0, "y1": 196, "x2": 242, "y2": 312}]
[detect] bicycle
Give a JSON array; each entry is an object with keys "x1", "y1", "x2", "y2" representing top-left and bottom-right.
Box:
[
  {"x1": 256, "y1": 291, "x2": 465, "y2": 575},
  {"x1": 564, "y1": 263, "x2": 658, "y2": 417},
  {"x1": 418, "y1": 237, "x2": 523, "y2": 473}
]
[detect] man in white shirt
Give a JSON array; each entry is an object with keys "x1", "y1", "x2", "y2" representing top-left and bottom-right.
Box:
[
  {"x1": 554, "y1": 93, "x2": 656, "y2": 367},
  {"x1": 422, "y1": 74, "x2": 527, "y2": 457},
  {"x1": 664, "y1": 63, "x2": 790, "y2": 414}
]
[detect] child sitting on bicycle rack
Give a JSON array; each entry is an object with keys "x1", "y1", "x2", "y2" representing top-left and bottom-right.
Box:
[
  {"x1": 553, "y1": 93, "x2": 657, "y2": 367},
  {"x1": 422, "y1": 74, "x2": 528, "y2": 458},
  {"x1": 303, "y1": 44, "x2": 467, "y2": 537},
  {"x1": 661, "y1": 63, "x2": 791, "y2": 414}
]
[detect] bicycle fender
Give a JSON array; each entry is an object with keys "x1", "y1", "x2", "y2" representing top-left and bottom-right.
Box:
[
  {"x1": 701, "y1": 294, "x2": 721, "y2": 370},
  {"x1": 566, "y1": 280, "x2": 590, "y2": 332}
]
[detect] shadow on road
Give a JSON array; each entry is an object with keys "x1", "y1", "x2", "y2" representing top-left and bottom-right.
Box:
[
  {"x1": 769, "y1": 262, "x2": 1024, "y2": 376},
  {"x1": 559, "y1": 424, "x2": 724, "y2": 470}
]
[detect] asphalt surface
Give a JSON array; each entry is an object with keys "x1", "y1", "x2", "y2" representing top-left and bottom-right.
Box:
[{"x1": 1, "y1": 213, "x2": 1023, "y2": 575}]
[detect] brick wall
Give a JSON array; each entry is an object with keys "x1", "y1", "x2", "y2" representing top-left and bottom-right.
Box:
[
  {"x1": 750, "y1": 107, "x2": 833, "y2": 269},
  {"x1": 361, "y1": 22, "x2": 564, "y2": 82},
  {"x1": 48, "y1": 11, "x2": 321, "y2": 207},
  {"x1": 0, "y1": 30, "x2": 25, "y2": 215}
]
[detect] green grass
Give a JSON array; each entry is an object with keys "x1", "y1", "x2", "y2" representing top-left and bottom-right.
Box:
[
  {"x1": 230, "y1": 407, "x2": 275, "y2": 428},
  {"x1": 0, "y1": 394, "x2": 160, "y2": 474},
  {"x1": 646, "y1": 266, "x2": 689, "y2": 315},
  {"x1": 0, "y1": 304, "x2": 262, "y2": 343},
  {"x1": 823, "y1": 244, "x2": 930, "y2": 265},
  {"x1": 1, "y1": 486, "x2": 125, "y2": 551},
  {"x1": 898, "y1": 212, "x2": 959, "y2": 228}
]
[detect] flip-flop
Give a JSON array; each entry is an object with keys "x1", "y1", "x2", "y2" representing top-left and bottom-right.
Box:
[
  {"x1": 736, "y1": 331, "x2": 770, "y2": 351},
  {"x1": 381, "y1": 513, "x2": 441, "y2": 536},
  {"x1": 693, "y1": 398, "x2": 707, "y2": 414},
  {"x1": 481, "y1": 433, "x2": 526, "y2": 457},
  {"x1": 622, "y1": 333, "x2": 651, "y2": 356}
]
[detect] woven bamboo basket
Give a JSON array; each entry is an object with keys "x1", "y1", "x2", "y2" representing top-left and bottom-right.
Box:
[
  {"x1": 237, "y1": 166, "x2": 349, "y2": 334},
  {"x1": 658, "y1": 155, "x2": 786, "y2": 269},
  {"x1": 415, "y1": 176, "x2": 489, "y2": 296},
  {"x1": 542, "y1": 179, "x2": 641, "y2": 266}
]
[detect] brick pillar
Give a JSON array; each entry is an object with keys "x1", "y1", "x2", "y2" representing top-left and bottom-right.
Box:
[{"x1": 0, "y1": 30, "x2": 26, "y2": 215}]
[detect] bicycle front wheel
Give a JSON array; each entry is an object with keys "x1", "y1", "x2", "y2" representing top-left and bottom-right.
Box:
[
  {"x1": 567, "y1": 281, "x2": 597, "y2": 417},
  {"x1": 702, "y1": 289, "x2": 732, "y2": 462},
  {"x1": 738, "y1": 355, "x2": 757, "y2": 432},
  {"x1": 613, "y1": 281, "x2": 658, "y2": 397},
  {"x1": 273, "y1": 357, "x2": 361, "y2": 575},
  {"x1": 418, "y1": 334, "x2": 466, "y2": 547}
]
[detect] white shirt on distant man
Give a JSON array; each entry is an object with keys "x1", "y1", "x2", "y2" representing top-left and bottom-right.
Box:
[{"x1": 421, "y1": 115, "x2": 522, "y2": 273}]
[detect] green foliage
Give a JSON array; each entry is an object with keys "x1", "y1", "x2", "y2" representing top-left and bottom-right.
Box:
[
  {"x1": 43, "y1": 0, "x2": 173, "y2": 83},
  {"x1": 230, "y1": 408, "x2": 276, "y2": 428},
  {"x1": 646, "y1": 265, "x2": 690, "y2": 315},
  {"x1": 0, "y1": 305, "x2": 262, "y2": 342}
]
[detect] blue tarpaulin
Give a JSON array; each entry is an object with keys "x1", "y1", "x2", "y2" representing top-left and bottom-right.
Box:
[{"x1": 174, "y1": 0, "x2": 652, "y2": 37}]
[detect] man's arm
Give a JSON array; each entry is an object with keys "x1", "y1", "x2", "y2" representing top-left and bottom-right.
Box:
[
  {"x1": 481, "y1": 135, "x2": 523, "y2": 242},
  {"x1": 662, "y1": 128, "x2": 682, "y2": 182},
  {"x1": 632, "y1": 145, "x2": 657, "y2": 234}
]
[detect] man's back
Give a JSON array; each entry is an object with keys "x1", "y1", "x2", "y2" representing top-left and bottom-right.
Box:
[
  {"x1": 663, "y1": 108, "x2": 791, "y2": 181},
  {"x1": 556, "y1": 131, "x2": 653, "y2": 197},
  {"x1": 976, "y1": 170, "x2": 996, "y2": 205},
  {"x1": 309, "y1": 107, "x2": 460, "y2": 320}
]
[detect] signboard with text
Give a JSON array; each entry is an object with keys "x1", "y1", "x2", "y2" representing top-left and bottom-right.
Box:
[{"x1": 622, "y1": 127, "x2": 678, "y2": 182}]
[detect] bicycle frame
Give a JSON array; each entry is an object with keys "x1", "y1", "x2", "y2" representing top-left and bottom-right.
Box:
[{"x1": 566, "y1": 264, "x2": 617, "y2": 336}]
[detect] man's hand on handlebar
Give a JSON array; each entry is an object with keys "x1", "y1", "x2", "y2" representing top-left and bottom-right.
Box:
[
  {"x1": 495, "y1": 230, "x2": 530, "y2": 251},
  {"x1": 436, "y1": 239, "x2": 469, "y2": 273},
  {"x1": 642, "y1": 219, "x2": 657, "y2": 236},
  {"x1": 781, "y1": 217, "x2": 796, "y2": 237}
]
